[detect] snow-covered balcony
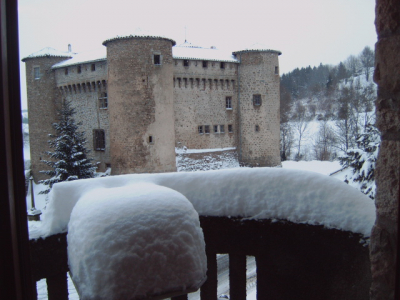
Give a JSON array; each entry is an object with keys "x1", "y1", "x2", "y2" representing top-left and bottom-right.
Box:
[{"x1": 29, "y1": 168, "x2": 374, "y2": 300}]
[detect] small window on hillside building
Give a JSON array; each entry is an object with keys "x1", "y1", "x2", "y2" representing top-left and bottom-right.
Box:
[
  {"x1": 253, "y1": 94, "x2": 262, "y2": 106},
  {"x1": 183, "y1": 60, "x2": 189, "y2": 67},
  {"x1": 99, "y1": 92, "x2": 108, "y2": 109},
  {"x1": 205, "y1": 125, "x2": 210, "y2": 134},
  {"x1": 220, "y1": 62, "x2": 225, "y2": 69},
  {"x1": 93, "y1": 129, "x2": 105, "y2": 151},
  {"x1": 154, "y1": 54, "x2": 161, "y2": 65},
  {"x1": 228, "y1": 124, "x2": 233, "y2": 133},
  {"x1": 226, "y1": 97, "x2": 232, "y2": 109},
  {"x1": 65, "y1": 68, "x2": 68, "y2": 75},
  {"x1": 220, "y1": 125, "x2": 225, "y2": 133},
  {"x1": 34, "y1": 67, "x2": 40, "y2": 79},
  {"x1": 214, "y1": 125, "x2": 218, "y2": 133},
  {"x1": 198, "y1": 125, "x2": 203, "y2": 134},
  {"x1": 77, "y1": 65, "x2": 82, "y2": 74},
  {"x1": 91, "y1": 64, "x2": 96, "y2": 71},
  {"x1": 202, "y1": 61, "x2": 208, "y2": 68}
]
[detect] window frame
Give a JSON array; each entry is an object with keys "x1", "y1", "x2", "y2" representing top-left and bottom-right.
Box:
[
  {"x1": 93, "y1": 129, "x2": 106, "y2": 151},
  {"x1": 253, "y1": 94, "x2": 262, "y2": 106},
  {"x1": 220, "y1": 125, "x2": 225, "y2": 133},
  {"x1": 213, "y1": 125, "x2": 219, "y2": 133},
  {"x1": 228, "y1": 124, "x2": 233, "y2": 133},
  {"x1": 202, "y1": 61, "x2": 208, "y2": 68},
  {"x1": 153, "y1": 54, "x2": 161, "y2": 65},
  {"x1": 226, "y1": 96, "x2": 232, "y2": 109},
  {"x1": 205, "y1": 125, "x2": 210, "y2": 134},
  {"x1": 33, "y1": 66, "x2": 40, "y2": 79},
  {"x1": 198, "y1": 125, "x2": 203, "y2": 134},
  {"x1": 99, "y1": 92, "x2": 108, "y2": 109}
]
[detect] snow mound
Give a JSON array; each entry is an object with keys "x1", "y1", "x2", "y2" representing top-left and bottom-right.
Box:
[
  {"x1": 40, "y1": 168, "x2": 375, "y2": 238},
  {"x1": 68, "y1": 182, "x2": 206, "y2": 300}
]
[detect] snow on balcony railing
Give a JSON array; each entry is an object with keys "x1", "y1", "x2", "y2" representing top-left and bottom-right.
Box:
[{"x1": 34, "y1": 168, "x2": 374, "y2": 240}]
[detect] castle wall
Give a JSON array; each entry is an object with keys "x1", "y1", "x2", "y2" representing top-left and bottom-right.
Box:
[
  {"x1": 173, "y1": 60, "x2": 238, "y2": 149},
  {"x1": 54, "y1": 60, "x2": 110, "y2": 171},
  {"x1": 25, "y1": 56, "x2": 68, "y2": 182},
  {"x1": 105, "y1": 38, "x2": 176, "y2": 174},
  {"x1": 237, "y1": 51, "x2": 281, "y2": 167}
]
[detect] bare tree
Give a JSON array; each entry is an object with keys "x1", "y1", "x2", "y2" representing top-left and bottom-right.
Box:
[
  {"x1": 359, "y1": 46, "x2": 374, "y2": 81},
  {"x1": 280, "y1": 122, "x2": 294, "y2": 161},
  {"x1": 293, "y1": 102, "x2": 309, "y2": 160},
  {"x1": 314, "y1": 121, "x2": 336, "y2": 161}
]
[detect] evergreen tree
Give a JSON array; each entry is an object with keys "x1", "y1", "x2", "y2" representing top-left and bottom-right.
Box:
[
  {"x1": 39, "y1": 101, "x2": 97, "y2": 194},
  {"x1": 339, "y1": 124, "x2": 380, "y2": 199}
]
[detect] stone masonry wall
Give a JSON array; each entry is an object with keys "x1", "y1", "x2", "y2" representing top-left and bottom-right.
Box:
[
  {"x1": 25, "y1": 56, "x2": 69, "y2": 182},
  {"x1": 55, "y1": 60, "x2": 110, "y2": 171},
  {"x1": 370, "y1": 0, "x2": 400, "y2": 298},
  {"x1": 173, "y1": 60, "x2": 238, "y2": 149},
  {"x1": 106, "y1": 38, "x2": 176, "y2": 175},
  {"x1": 237, "y1": 51, "x2": 281, "y2": 167}
]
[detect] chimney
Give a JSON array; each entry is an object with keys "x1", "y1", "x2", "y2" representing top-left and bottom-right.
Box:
[{"x1": 68, "y1": 44, "x2": 72, "y2": 53}]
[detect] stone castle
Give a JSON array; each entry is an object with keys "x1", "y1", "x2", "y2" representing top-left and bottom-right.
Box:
[{"x1": 23, "y1": 32, "x2": 281, "y2": 180}]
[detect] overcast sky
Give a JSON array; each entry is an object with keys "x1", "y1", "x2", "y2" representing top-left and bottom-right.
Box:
[{"x1": 18, "y1": 0, "x2": 377, "y2": 110}]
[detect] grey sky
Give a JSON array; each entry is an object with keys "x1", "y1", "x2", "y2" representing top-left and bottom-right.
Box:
[{"x1": 18, "y1": 0, "x2": 377, "y2": 110}]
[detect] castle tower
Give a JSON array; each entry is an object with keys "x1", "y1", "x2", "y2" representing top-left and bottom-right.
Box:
[
  {"x1": 234, "y1": 46, "x2": 281, "y2": 167},
  {"x1": 22, "y1": 48, "x2": 73, "y2": 181},
  {"x1": 103, "y1": 33, "x2": 177, "y2": 174}
]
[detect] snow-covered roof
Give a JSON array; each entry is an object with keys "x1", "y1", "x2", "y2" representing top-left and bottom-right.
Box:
[
  {"x1": 22, "y1": 47, "x2": 73, "y2": 62},
  {"x1": 52, "y1": 47, "x2": 107, "y2": 69},
  {"x1": 233, "y1": 43, "x2": 282, "y2": 55},
  {"x1": 173, "y1": 45, "x2": 239, "y2": 63},
  {"x1": 36, "y1": 168, "x2": 374, "y2": 239},
  {"x1": 103, "y1": 28, "x2": 176, "y2": 46}
]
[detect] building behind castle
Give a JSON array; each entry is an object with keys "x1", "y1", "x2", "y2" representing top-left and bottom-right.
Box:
[{"x1": 23, "y1": 32, "x2": 281, "y2": 181}]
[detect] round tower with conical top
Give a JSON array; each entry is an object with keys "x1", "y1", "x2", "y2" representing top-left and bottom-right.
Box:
[
  {"x1": 103, "y1": 31, "x2": 177, "y2": 174},
  {"x1": 234, "y1": 45, "x2": 281, "y2": 167}
]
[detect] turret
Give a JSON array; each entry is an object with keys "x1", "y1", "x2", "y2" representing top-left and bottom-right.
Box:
[
  {"x1": 234, "y1": 45, "x2": 281, "y2": 167},
  {"x1": 22, "y1": 48, "x2": 73, "y2": 181},
  {"x1": 103, "y1": 32, "x2": 177, "y2": 174}
]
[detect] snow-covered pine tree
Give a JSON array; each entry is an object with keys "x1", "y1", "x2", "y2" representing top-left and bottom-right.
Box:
[
  {"x1": 39, "y1": 101, "x2": 97, "y2": 194},
  {"x1": 339, "y1": 124, "x2": 380, "y2": 199}
]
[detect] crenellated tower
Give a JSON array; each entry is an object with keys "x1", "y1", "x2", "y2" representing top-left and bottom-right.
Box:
[
  {"x1": 22, "y1": 48, "x2": 73, "y2": 181},
  {"x1": 234, "y1": 47, "x2": 281, "y2": 167},
  {"x1": 103, "y1": 34, "x2": 177, "y2": 174}
]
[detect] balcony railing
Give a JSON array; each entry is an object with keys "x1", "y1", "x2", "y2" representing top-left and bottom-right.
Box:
[{"x1": 29, "y1": 216, "x2": 371, "y2": 300}]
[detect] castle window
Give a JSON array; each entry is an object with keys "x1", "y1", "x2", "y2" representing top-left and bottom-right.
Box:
[
  {"x1": 253, "y1": 94, "x2": 262, "y2": 106},
  {"x1": 91, "y1": 64, "x2": 96, "y2": 71},
  {"x1": 275, "y1": 66, "x2": 279, "y2": 75},
  {"x1": 148, "y1": 136, "x2": 154, "y2": 144},
  {"x1": 93, "y1": 129, "x2": 105, "y2": 151},
  {"x1": 220, "y1": 125, "x2": 225, "y2": 133},
  {"x1": 202, "y1": 61, "x2": 208, "y2": 68},
  {"x1": 255, "y1": 125, "x2": 260, "y2": 132},
  {"x1": 214, "y1": 125, "x2": 218, "y2": 133},
  {"x1": 226, "y1": 97, "x2": 232, "y2": 109},
  {"x1": 77, "y1": 65, "x2": 81, "y2": 74},
  {"x1": 220, "y1": 62, "x2": 225, "y2": 69},
  {"x1": 154, "y1": 54, "x2": 161, "y2": 65},
  {"x1": 228, "y1": 125, "x2": 233, "y2": 133},
  {"x1": 198, "y1": 125, "x2": 203, "y2": 134},
  {"x1": 183, "y1": 60, "x2": 189, "y2": 67},
  {"x1": 33, "y1": 67, "x2": 40, "y2": 79},
  {"x1": 65, "y1": 68, "x2": 68, "y2": 75},
  {"x1": 205, "y1": 125, "x2": 210, "y2": 134},
  {"x1": 99, "y1": 92, "x2": 108, "y2": 109}
]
